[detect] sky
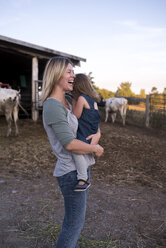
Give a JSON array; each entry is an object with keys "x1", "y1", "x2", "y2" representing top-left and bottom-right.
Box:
[{"x1": 0, "y1": 0, "x2": 166, "y2": 94}]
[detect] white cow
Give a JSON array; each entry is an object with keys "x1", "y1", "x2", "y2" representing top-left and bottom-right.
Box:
[
  {"x1": 105, "y1": 97, "x2": 128, "y2": 125},
  {"x1": 0, "y1": 88, "x2": 20, "y2": 136}
]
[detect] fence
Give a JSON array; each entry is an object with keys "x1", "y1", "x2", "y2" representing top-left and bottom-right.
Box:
[
  {"x1": 124, "y1": 95, "x2": 166, "y2": 129},
  {"x1": 149, "y1": 94, "x2": 166, "y2": 129},
  {"x1": 30, "y1": 84, "x2": 166, "y2": 129},
  {"x1": 150, "y1": 94, "x2": 166, "y2": 115},
  {"x1": 116, "y1": 96, "x2": 150, "y2": 127}
]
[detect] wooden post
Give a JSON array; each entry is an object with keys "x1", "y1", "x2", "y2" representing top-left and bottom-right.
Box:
[
  {"x1": 145, "y1": 95, "x2": 150, "y2": 127},
  {"x1": 32, "y1": 57, "x2": 39, "y2": 121}
]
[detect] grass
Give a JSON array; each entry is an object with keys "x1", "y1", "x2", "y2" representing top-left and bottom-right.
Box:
[
  {"x1": 126, "y1": 109, "x2": 145, "y2": 126},
  {"x1": 99, "y1": 106, "x2": 145, "y2": 126},
  {"x1": 150, "y1": 111, "x2": 166, "y2": 130},
  {"x1": 18, "y1": 219, "x2": 119, "y2": 248},
  {"x1": 128, "y1": 104, "x2": 145, "y2": 111},
  {"x1": 79, "y1": 236, "x2": 118, "y2": 248}
]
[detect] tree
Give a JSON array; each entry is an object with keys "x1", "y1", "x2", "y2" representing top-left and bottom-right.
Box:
[
  {"x1": 163, "y1": 88, "x2": 166, "y2": 95},
  {"x1": 139, "y1": 89, "x2": 146, "y2": 98},
  {"x1": 117, "y1": 82, "x2": 135, "y2": 97},
  {"x1": 86, "y1": 72, "x2": 114, "y2": 99},
  {"x1": 87, "y1": 72, "x2": 95, "y2": 85},
  {"x1": 97, "y1": 88, "x2": 114, "y2": 99},
  {"x1": 151, "y1": 87, "x2": 158, "y2": 94}
]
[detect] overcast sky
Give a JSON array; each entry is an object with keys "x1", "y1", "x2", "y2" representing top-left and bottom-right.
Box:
[{"x1": 1, "y1": 0, "x2": 166, "y2": 94}]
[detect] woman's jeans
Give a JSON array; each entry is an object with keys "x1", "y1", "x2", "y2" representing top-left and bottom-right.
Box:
[{"x1": 56, "y1": 169, "x2": 90, "y2": 248}]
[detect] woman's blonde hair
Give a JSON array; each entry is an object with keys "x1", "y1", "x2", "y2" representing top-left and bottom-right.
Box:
[
  {"x1": 41, "y1": 56, "x2": 73, "y2": 103},
  {"x1": 73, "y1": 73, "x2": 101, "y2": 102}
]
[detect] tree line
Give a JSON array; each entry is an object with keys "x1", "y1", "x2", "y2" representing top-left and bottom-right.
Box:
[{"x1": 87, "y1": 72, "x2": 166, "y2": 100}]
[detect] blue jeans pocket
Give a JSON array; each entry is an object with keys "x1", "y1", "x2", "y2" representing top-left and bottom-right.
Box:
[{"x1": 57, "y1": 170, "x2": 77, "y2": 188}]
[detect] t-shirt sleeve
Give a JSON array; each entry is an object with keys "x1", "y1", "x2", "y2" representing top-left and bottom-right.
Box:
[{"x1": 43, "y1": 99, "x2": 75, "y2": 147}]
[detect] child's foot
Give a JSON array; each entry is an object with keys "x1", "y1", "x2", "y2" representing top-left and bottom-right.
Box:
[{"x1": 74, "y1": 180, "x2": 91, "y2": 192}]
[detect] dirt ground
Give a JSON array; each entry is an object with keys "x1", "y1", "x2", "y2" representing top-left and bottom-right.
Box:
[{"x1": 0, "y1": 117, "x2": 166, "y2": 248}]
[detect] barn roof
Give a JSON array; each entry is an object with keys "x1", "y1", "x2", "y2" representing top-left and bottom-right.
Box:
[{"x1": 0, "y1": 35, "x2": 86, "y2": 66}]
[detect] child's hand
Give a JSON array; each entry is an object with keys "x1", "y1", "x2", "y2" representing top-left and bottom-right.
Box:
[{"x1": 86, "y1": 132, "x2": 100, "y2": 145}]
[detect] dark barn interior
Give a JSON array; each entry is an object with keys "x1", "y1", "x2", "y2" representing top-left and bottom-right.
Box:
[
  {"x1": 0, "y1": 48, "x2": 47, "y2": 116},
  {"x1": 0, "y1": 35, "x2": 86, "y2": 119}
]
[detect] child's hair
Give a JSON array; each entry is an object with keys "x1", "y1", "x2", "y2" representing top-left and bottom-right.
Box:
[
  {"x1": 73, "y1": 73, "x2": 101, "y2": 102},
  {"x1": 41, "y1": 56, "x2": 73, "y2": 103}
]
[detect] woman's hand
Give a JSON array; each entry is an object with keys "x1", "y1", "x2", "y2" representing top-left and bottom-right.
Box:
[
  {"x1": 94, "y1": 144, "x2": 104, "y2": 157},
  {"x1": 86, "y1": 129, "x2": 101, "y2": 145}
]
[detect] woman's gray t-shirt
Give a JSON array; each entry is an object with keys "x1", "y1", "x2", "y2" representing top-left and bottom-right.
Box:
[{"x1": 42, "y1": 97, "x2": 95, "y2": 177}]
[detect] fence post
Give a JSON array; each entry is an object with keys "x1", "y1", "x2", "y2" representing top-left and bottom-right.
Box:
[
  {"x1": 32, "y1": 57, "x2": 39, "y2": 121},
  {"x1": 145, "y1": 95, "x2": 150, "y2": 127}
]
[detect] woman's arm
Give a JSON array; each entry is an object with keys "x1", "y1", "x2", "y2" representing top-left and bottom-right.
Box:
[
  {"x1": 43, "y1": 99, "x2": 103, "y2": 157},
  {"x1": 66, "y1": 138, "x2": 104, "y2": 157}
]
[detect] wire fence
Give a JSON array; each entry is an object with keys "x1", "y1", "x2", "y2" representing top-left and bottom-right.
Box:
[{"x1": 149, "y1": 94, "x2": 166, "y2": 129}]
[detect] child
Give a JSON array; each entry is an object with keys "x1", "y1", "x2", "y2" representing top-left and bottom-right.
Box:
[{"x1": 72, "y1": 73, "x2": 101, "y2": 192}]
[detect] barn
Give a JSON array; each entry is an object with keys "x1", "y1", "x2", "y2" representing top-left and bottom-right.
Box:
[{"x1": 0, "y1": 35, "x2": 86, "y2": 121}]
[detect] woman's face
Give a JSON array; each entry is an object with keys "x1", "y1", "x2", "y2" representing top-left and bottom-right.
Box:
[{"x1": 59, "y1": 63, "x2": 75, "y2": 92}]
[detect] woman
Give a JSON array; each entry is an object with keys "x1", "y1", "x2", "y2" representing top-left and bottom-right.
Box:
[{"x1": 42, "y1": 56, "x2": 104, "y2": 248}]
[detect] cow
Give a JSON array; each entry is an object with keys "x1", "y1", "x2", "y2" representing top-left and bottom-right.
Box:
[
  {"x1": 105, "y1": 97, "x2": 128, "y2": 125},
  {"x1": 0, "y1": 88, "x2": 20, "y2": 136}
]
